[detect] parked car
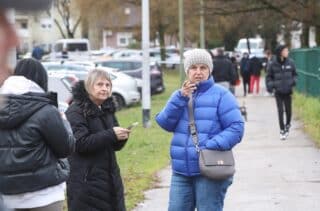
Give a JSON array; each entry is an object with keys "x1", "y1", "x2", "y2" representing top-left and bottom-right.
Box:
[
  {"x1": 51, "y1": 38, "x2": 91, "y2": 60},
  {"x1": 43, "y1": 61, "x2": 140, "y2": 110},
  {"x1": 95, "y1": 58, "x2": 165, "y2": 94},
  {"x1": 234, "y1": 37, "x2": 265, "y2": 61},
  {"x1": 150, "y1": 47, "x2": 180, "y2": 69},
  {"x1": 43, "y1": 62, "x2": 88, "y2": 80}
]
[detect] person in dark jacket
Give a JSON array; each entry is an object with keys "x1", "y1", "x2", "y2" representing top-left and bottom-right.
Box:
[
  {"x1": 31, "y1": 45, "x2": 44, "y2": 60},
  {"x1": 156, "y1": 49, "x2": 244, "y2": 211},
  {"x1": 212, "y1": 48, "x2": 237, "y2": 90},
  {"x1": 248, "y1": 55, "x2": 263, "y2": 94},
  {"x1": 240, "y1": 52, "x2": 251, "y2": 96},
  {"x1": 266, "y1": 45, "x2": 298, "y2": 140},
  {"x1": 230, "y1": 56, "x2": 240, "y2": 95},
  {"x1": 0, "y1": 58, "x2": 75, "y2": 210},
  {"x1": 66, "y1": 69, "x2": 130, "y2": 211}
]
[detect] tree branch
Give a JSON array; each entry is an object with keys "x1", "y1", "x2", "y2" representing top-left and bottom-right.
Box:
[
  {"x1": 260, "y1": 0, "x2": 320, "y2": 27},
  {"x1": 54, "y1": 18, "x2": 66, "y2": 38}
]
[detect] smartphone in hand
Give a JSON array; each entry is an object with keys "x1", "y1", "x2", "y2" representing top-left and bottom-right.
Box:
[{"x1": 127, "y1": 122, "x2": 139, "y2": 130}]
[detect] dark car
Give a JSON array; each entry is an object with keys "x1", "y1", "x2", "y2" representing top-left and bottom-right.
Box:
[{"x1": 95, "y1": 58, "x2": 165, "y2": 95}]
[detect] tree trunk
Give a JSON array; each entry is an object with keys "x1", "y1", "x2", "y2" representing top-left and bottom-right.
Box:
[
  {"x1": 81, "y1": 18, "x2": 89, "y2": 38},
  {"x1": 246, "y1": 37, "x2": 251, "y2": 54},
  {"x1": 158, "y1": 23, "x2": 166, "y2": 66},
  {"x1": 301, "y1": 24, "x2": 309, "y2": 48},
  {"x1": 316, "y1": 26, "x2": 320, "y2": 47}
]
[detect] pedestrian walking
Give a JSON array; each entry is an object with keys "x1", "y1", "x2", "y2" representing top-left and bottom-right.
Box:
[
  {"x1": 240, "y1": 52, "x2": 251, "y2": 96},
  {"x1": 249, "y1": 55, "x2": 263, "y2": 94},
  {"x1": 65, "y1": 69, "x2": 130, "y2": 211},
  {"x1": 212, "y1": 48, "x2": 237, "y2": 90},
  {"x1": 156, "y1": 49, "x2": 244, "y2": 211},
  {"x1": 266, "y1": 45, "x2": 298, "y2": 140},
  {"x1": 0, "y1": 58, "x2": 75, "y2": 211},
  {"x1": 32, "y1": 45, "x2": 44, "y2": 60},
  {"x1": 230, "y1": 56, "x2": 240, "y2": 95}
]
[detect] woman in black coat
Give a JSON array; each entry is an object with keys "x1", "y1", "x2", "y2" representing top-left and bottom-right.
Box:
[{"x1": 66, "y1": 69, "x2": 130, "y2": 211}]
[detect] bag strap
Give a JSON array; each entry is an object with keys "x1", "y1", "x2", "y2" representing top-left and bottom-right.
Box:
[{"x1": 188, "y1": 96, "x2": 200, "y2": 153}]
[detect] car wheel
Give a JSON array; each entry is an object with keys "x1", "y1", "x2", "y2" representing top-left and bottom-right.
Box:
[{"x1": 112, "y1": 94, "x2": 125, "y2": 111}]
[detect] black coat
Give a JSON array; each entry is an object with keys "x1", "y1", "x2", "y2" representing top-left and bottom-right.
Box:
[
  {"x1": 212, "y1": 55, "x2": 237, "y2": 84},
  {"x1": 249, "y1": 57, "x2": 263, "y2": 76},
  {"x1": 0, "y1": 92, "x2": 74, "y2": 194},
  {"x1": 65, "y1": 81, "x2": 127, "y2": 211},
  {"x1": 266, "y1": 57, "x2": 298, "y2": 94}
]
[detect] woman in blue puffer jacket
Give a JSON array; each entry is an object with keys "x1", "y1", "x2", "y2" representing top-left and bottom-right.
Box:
[{"x1": 156, "y1": 49, "x2": 244, "y2": 211}]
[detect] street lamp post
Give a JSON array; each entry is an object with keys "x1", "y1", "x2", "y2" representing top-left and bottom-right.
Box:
[
  {"x1": 200, "y1": 0, "x2": 205, "y2": 48},
  {"x1": 7, "y1": 9, "x2": 17, "y2": 69},
  {"x1": 142, "y1": 0, "x2": 151, "y2": 128},
  {"x1": 179, "y1": 0, "x2": 185, "y2": 85}
]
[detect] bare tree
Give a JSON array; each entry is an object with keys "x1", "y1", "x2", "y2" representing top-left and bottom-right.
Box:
[{"x1": 49, "y1": 0, "x2": 82, "y2": 38}]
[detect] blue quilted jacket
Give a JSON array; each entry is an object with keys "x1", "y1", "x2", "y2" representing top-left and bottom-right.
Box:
[{"x1": 155, "y1": 77, "x2": 244, "y2": 176}]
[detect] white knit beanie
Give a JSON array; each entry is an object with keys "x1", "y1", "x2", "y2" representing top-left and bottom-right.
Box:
[{"x1": 184, "y1": 49, "x2": 213, "y2": 74}]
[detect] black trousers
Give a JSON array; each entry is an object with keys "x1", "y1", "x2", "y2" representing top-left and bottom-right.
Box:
[
  {"x1": 242, "y1": 74, "x2": 250, "y2": 96},
  {"x1": 275, "y1": 93, "x2": 292, "y2": 131}
]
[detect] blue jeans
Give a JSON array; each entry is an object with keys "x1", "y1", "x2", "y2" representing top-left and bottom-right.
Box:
[{"x1": 168, "y1": 173, "x2": 233, "y2": 211}]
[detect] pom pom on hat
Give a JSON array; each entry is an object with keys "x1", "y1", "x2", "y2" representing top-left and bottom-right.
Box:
[{"x1": 184, "y1": 49, "x2": 213, "y2": 74}]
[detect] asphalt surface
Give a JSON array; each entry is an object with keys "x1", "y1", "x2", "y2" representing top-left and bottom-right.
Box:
[{"x1": 133, "y1": 86, "x2": 320, "y2": 211}]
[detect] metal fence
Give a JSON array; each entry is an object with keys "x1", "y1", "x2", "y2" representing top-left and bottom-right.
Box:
[{"x1": 290, "y1": 48, "x2": 320, "y2": 97}]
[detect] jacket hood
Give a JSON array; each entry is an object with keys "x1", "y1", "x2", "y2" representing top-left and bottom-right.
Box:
[
  {"x1": 71, "y1": 81, "x2": 115, "y2": 116},
  {"x1": 0, "y1": 76, "x2": 57, "y2": 129},
  {"x1": 0, "y1": 92, "x2": 58, "y2": 129}
]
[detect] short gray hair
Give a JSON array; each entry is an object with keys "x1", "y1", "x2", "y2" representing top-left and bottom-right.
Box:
[{"x1": 84, "y1": 69, "x2": 112, "y2": 94}]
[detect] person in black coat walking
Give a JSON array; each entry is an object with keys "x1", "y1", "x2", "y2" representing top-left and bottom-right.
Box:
[
  {"x1": 212, "y1": 48, "x2": 237, "y2": 90},
  {"x1": 240, "y1": 52, "x2": 251, "y2": 96},
  {"x1": 248, "y1": 55, "x2": 263, "y2": 94},
  {"x1": 66, "y1": 69, "x2": 131, "y2": 211},
  {"x1": 266, "y1": 45, "x2": 298, "y2": 140}
]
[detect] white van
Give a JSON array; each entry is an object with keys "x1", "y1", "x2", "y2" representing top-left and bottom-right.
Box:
[
  {"x1": 52, "y1": 38, "x2": 91, "y2": 60},
  {"x1": 234, "y1": 38, "x2": 265, "y2": 59}
]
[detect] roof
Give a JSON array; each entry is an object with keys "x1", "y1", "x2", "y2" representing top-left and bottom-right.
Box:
[{"x1": 0, "y1": 0, "x2": 52, "y2": 11}]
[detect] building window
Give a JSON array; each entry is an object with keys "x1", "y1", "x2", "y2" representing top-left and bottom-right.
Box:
[
  {"x1": 117, "y1": 32, "x2": 133, "y2": 47},
  {"x1": 21, "y1": 22, "x2": 28, "y2": 29}
]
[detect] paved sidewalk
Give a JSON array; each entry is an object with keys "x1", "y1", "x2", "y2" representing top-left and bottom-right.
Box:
[{"x1": 134, "y1": 92, "x2": 320, "y2": 211}]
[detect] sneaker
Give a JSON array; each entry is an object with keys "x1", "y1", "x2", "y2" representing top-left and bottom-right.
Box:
[
  {"x1": 285, "y1": 124, "x2": 291, "y2": 132},
  {"x1": 280, "y1": 130, "x2": 286, "y2": 140},
  {"x1": 284, "y1": 124, "x2": 291, "y2": 138}
]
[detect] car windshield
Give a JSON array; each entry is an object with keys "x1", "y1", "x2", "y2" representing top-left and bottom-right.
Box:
[
  {"x1": 99, "y1": 61, "x2": 142, "y2": 71},
  {"x1": 238, "y1": 42, "x2": 258, "y2": 49},
  {"x1": 43, "y1": 64, "x2": 88, "y2": 72},
  {"x1": 67, "y1": 43, "x2": 88, "y2": 51}
]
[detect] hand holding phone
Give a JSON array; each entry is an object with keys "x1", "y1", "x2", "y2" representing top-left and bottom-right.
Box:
[
  {"x1": 181, "y1": 80, "x2": 197, "y2": 97},
  {"x1": 127, "y1": 122, "x2": 139, "y2": 130}
]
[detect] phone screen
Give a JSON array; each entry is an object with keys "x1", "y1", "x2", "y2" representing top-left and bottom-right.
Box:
[{"x1": 127, "y1": 122, "x2": 139, "y2": 130}]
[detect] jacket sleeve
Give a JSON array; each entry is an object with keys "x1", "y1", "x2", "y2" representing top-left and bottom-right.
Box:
[
  {"x1": 266, "y1": 62, "x2": 274, "y2": 93},
  {"x1": 66, "y1": 109, "x2": 119, "y2": 155},
  {"x1": 112, "y1": 114, "x2": 128, "y2": 151},
  {"x1": 155, "y1": 90, "x2": 189, "y2": 132},
  {"x1": 291, "y1": 61, "x2": 298, "y2": 86},
  {"x1": 205, "y1": 91, "x2": 244, "y2": 150},
  {"x1": 39, "y1": 106, "x2": 75, "y2": 158}
]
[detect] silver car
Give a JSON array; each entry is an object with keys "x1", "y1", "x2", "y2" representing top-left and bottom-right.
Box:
[{"x1": 43, "y1": 61, "x2": 140, "y2": 110}]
